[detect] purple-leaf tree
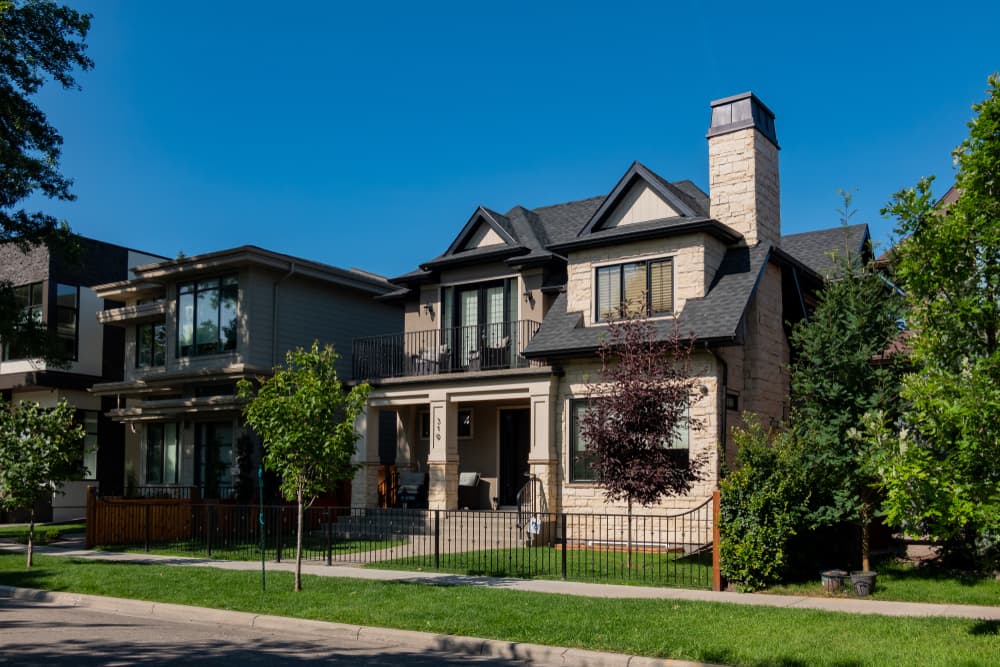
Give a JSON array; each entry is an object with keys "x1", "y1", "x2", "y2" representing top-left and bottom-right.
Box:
[{"x1": 581, "y1": 313, "x2": 707, "y2": 570}]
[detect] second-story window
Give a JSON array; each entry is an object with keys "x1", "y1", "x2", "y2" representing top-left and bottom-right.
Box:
[
  {"x1": 177, "y1": 276, "x2": 238, "y2": 357},
  {"x1": 136, "y1": 322, "x2": 166, "y2": 368},
  {"x1": 595, "y1": 257, "x2": 673, "y2": 321},
  {"x1": 55, "y1": 283, "x2": 79, "y2": 359},
  {"x1": 3, "y1": 282, "x2": 43, "y2": 360}
]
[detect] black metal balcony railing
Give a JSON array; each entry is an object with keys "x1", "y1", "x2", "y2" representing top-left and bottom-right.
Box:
[{"x1": 353, "y1": 320, "x2": 543, "y2": 381}]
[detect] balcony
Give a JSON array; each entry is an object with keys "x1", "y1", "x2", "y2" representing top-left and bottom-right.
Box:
[{"x1": 353, "y1": 320, "x2": 543, "y2": 381}]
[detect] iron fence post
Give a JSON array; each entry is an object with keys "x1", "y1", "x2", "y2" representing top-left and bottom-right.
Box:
[
  {"x1": 434, "y1": 509, "x2": 440, "y2": 571},
  {"x1": 276, "y1": 507, "x2": 283, "y2": 563},
  {"x1": 206, "y1": 505, "x2": 213, "y2": 558},
  {"x1": 144, "y1": 504, "x2": 151, "y2": 553},
  {"x1": 561, "y1": 513, "x2": 567, "y2": 580}
]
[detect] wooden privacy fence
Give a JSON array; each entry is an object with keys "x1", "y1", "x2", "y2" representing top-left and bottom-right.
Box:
[{"x1": 86, "y1": 486, "x2": 723, "y2": 591}]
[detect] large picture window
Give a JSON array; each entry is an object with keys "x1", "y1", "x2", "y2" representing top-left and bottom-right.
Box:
[
  {"x1": 569, "y1": 399, "x2": 689, "y2": 482},
  {"x1": 595, "y1": 257, "x2": 673, "y2": 321},
  {"x1": 55, "y1": 283, "x2": 78, "y2": 359},
  {"x1": 3, "y1": 281, "x2": 43, "y2": 360},
  {"x1": 137, "y1": 321, "x2": 166, "y2": 368},
  {"x1": 177, "y1": 276, "x2": 238, "y2": 357},
  {"x1": 145, "y1": 422, "x2": 179, "y2": 485}
]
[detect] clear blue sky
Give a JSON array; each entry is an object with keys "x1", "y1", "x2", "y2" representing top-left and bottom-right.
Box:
[{"x1": 31, "y1": 1, "x2": 1000, "y2": 277}]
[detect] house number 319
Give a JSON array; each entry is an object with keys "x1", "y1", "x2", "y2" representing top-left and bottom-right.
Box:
[{"x1": 435, "y1": 416, "x2": 441, "y2": 441}]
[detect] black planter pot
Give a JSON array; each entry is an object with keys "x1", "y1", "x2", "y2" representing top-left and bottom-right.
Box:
[
  {"x1": 851, "y1": 570, "x2": 877, "y2": 596},
  {"x1": 820, "y1": 569, "x2": 848, "y2": 593}
]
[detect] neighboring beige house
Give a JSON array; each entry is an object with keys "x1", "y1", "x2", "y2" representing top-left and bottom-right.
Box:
[
  {"x1": 0, "y1": 236, "x2": 165, "y2": 521},
  {"x1": 90, "y1": 246, "x2": 401, "y2": 500},
  {"x1": 350, "y1": 92, "x2": 869, "y2": 515}
]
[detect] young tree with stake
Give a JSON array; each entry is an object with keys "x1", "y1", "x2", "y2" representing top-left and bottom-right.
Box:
[{"x1": 237, "y1": 342, "x2": 369, "y2": 592}]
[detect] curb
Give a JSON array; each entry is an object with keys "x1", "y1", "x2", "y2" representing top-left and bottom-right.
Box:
[{"x1": 0, "y1": 585, "x2": 724, "y2": 667}]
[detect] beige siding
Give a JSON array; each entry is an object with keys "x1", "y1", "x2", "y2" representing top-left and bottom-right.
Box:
[
  {"x1": 464, "y1": 225, "x2": 506, "y2": 249},
  {"x1": 243, "y1": 268, "x2": 276, "y2": 368},
  {"x1": 604, "y1": 181, "x2": 679, "y2": 228},
  {"x1": 274, "y1": 275, "x2": 401, "y2": 378}
]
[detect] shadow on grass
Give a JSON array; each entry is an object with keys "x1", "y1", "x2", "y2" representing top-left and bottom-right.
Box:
[
  {"x1": 969, "y1": 620, "x2": 999, "y2": 636},
  {"x1": 699, "y1": 650, "x2": 864, "y2": 667}
]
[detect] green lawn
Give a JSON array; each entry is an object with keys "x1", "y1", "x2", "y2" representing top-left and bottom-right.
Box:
[
  {"x1": 99, "y1": 536, "x2": 404, "y2": 562},
  {"x1": 0, "y1": 553, "x2": 997, "y2": 666},
  {"x1": 767, "y1": 559, "x2": 1000, "y2": 607},
  {"x1": 0, "y1": 522, "x2": 85, "y2": 545},
  {"x1": 370, "y1": 546, "x2": 713, "y2": 589}
]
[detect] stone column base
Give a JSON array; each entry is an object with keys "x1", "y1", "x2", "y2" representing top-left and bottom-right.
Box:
[
  {"x1": 427, "y1": 461, "x2": 459, "y2": 510},
  {"x1": 351, "y1": 462, "x2": 380, "y2": 508}
]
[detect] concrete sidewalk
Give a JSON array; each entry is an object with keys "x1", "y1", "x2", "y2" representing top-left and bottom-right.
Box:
[{"x1": 3, "y1": 537, "x2": 999, "y2": 620}]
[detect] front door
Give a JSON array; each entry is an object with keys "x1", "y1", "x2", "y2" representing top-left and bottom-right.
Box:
[{"x1": 498, "y1": 408, "x2": 531, "y2": 506}]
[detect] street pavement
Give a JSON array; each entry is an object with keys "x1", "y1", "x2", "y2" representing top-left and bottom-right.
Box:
[
  {"x1": 0, "y1": 596, "x2": 534, "y2": 666},
  {"x1": 2, "y1": 536, "x2": 999, "y2": 667}
]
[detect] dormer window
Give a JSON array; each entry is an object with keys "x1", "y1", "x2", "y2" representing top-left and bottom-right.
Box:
[{"x1": 595, "y1": 257, "x2": 673, "y2": 321}]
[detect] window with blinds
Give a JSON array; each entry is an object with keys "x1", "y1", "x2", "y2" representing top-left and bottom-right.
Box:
[{"x1": 595, "y1": 257, "x2": 673, "y2": 321}]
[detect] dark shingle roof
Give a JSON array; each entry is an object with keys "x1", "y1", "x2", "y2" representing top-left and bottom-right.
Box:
[
  {"x1": 523, "y1": 243, "x2": 772, "y2": 358},
  {"x1": 779, "y1": 224, "x2": 869, "y2": 278},
  {"x1": 529, "y1": 196, "x2": 605, "y2": 246}
]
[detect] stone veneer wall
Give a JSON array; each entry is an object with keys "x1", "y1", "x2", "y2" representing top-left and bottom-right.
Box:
[
  {"x1": 566, "y1": 234, "x2": 717, "y2": 327},
  {"x1": 739, "y1": 263, "x2": 789, "y2": 427},
  {"x1": 708, "y1": 127, "x2": 780, "y2": 246},
  {"x1": 552, "y1": 353, "x2": 721, "y2": 515}
]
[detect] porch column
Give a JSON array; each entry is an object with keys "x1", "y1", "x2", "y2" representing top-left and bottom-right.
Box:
[
  {"x1": 427, "y1": 394, "x2": 458, "y2": 510},
  {"x1": 351, "y1": 405, "x2": 380, "y2": 508},
  {"x1": 529, "y1": 388, "x2": 557, "y2": 512}
]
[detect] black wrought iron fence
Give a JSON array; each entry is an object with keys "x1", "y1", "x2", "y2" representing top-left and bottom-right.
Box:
[
  {"x1": 88, "y1": 497, "x2": 716, "y2": 589},
  {"x1": 352, "y1": 320, "x2": 544, "y2": 381}
]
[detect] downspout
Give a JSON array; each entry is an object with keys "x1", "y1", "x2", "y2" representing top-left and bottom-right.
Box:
[
  {"x1": 704, "y1": 342, "x2": 728, "y2": 478},
  {"x1": 272, "y1": 262, "x2": 297, "y2": 367}
]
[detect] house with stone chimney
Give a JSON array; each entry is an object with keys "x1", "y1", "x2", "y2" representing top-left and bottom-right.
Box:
[{"x1": 349, "y1": 92, "x2": 869, "y2": 515}]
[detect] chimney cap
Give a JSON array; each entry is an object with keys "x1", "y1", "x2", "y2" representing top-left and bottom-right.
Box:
[{"x1": 707, "y1": 91, "x2": 778, "y2": 148}]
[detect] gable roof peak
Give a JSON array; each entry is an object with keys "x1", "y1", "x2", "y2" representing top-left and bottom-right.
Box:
[{"x1": 576, "y1": 161, "x2": 699, "y2": 238}]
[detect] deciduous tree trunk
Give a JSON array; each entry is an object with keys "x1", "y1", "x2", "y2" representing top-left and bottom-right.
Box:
[
  {"x1": 295, "y1": 487, "x2": 304, "y2": 592},
  {"x1": 27, "y1": 508, "x2": 35, "y2": 568}
]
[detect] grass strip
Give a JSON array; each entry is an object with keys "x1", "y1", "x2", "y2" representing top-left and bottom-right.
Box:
[
  {"x1": 370, "y1": 546, "x2": 713, "y2": 589},
  {"x1": 0, "y1": 522, "x2": 85, "y2": 545},
  {"x1": 767, "y1": 560, "x2": 1000, "y2": 607},
  {"x1": 98, "y1": 538, "x2": 405, "y2": 562},
  {"x1": 1, "y1": 553, "x2": 997, "y2": 666}
]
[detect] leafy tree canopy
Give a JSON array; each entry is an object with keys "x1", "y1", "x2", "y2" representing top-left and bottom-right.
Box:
[
  {"x1": 881, "y1": 74, "x2": 1000, "y2": 565},
  {"x1": 581, "y1": 315, "x2": 706, "y2": 507},
  {"x1": 0, "y1": 398, "x2": 84, "y2": 566},
  {"x1": 237, "y1": 342, "x2": 369, "y2": 590},
  {"x1": 788, "y1": 238, "x2": 905, "y2": 531},
  {"x1": 1, "y1": 0, "x2": 92, "y2": 247},
  {"x1": 1, "y1": 1, "x2": 91, "y2": 364}
]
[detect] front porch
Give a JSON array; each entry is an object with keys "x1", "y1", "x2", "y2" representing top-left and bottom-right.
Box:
[{"x1": 352, "y1": 372, "x2": 558, "y2": 513}]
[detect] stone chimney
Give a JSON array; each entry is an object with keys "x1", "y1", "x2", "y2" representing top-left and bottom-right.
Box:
[{"x1": 707, "y1": 92, "x2": 780, "y2": 246}]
